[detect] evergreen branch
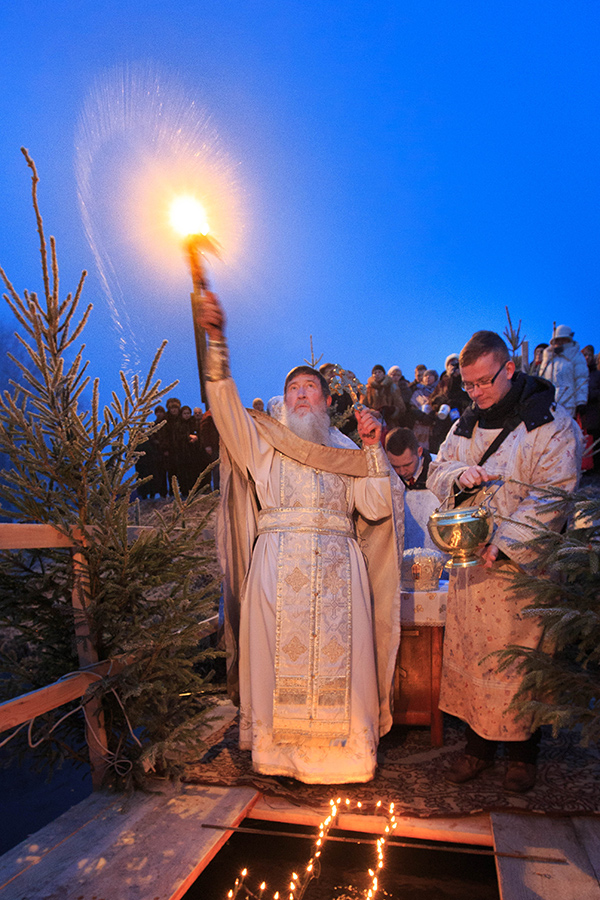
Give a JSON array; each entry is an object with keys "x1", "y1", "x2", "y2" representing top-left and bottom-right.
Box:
[
  {"x1": 119, "y1": 370, "x2": 134, "y2": 406},
  {"x1": 21, "y1": 147, "x2": 51, "y2": 306},
  {"x1": 90, "y1": 379, "x2": 100, "y2": 440},
  {"x1": 50, "y1": 235, "x2": 59, "y2": 312},
  {"x1": 10, "y1": 335, "x2": 43, "y2": 372},
  {"x1": 2, "y1": 360, "x2": 47, "y2": 404},
  {"x1": 59, "y1": 301, "x2": 92, "y2": 353},
  {"x1": 3, "y1": 291, "x2": 37, "y2": 339},
  {"x1": 142, "y1": 341, "x2": 169, "y2": 394},
  {"x1": 0, "y1": 268, "x2": 23, "y2": 306},
  {"x1": 57, "y1": 290, "x2": 72, "y2": 319},
  {"x1": 64, "y1": 348, "x2": 90, "y2": 390}
]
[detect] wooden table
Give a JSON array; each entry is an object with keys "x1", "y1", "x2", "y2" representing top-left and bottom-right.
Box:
[{"x1": 392, "y1": 585, "x2": 447, "y2": 746}]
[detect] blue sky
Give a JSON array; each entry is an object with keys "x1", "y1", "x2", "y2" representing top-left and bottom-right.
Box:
[{"x1": 1, "y1": 1, "x2": 599, "y2": 409}]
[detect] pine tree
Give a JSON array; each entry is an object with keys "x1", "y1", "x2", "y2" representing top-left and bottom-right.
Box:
[
  {"x1": 494, "y1": 483, "x2": 600, "y2": 744},
  {"x1": 0, "y1": 149, "x2": 224, "y2": 788}
]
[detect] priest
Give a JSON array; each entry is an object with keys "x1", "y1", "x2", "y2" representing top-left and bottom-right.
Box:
[{"x1": 199, "y1": 292, "x2": 403, "y2": 784}]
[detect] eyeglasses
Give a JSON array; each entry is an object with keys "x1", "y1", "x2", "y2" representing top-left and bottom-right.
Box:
[{"x1": 461, "y1": 360, "x2": 507, "y2": 393}]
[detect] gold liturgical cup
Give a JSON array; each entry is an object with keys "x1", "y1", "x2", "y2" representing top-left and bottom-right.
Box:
[{"x1": 428, "y1": 502, "x2": 494, "y2": 568}]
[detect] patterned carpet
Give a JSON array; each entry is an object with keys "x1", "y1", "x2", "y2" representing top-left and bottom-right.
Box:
[{"x1": 184, "y1": 716, "x2": 600, "y2": 818}]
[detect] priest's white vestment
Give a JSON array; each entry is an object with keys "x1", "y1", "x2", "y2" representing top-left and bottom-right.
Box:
[{"x1": 207, "y1": 355, "x2": 403, "y2": 784}]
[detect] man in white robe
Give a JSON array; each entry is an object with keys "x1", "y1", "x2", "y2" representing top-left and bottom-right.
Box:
[
  {"x1": 200, "y1": 293, "x2": 403, "y2": 784},
  {"x1": 427, "y1": 330, "x2": 580, "y2": 793}
]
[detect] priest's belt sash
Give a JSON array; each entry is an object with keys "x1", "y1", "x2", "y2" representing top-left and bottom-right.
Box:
[
  {"x1": 257, "y1": 506, "x2": 355, "y2": 537},
  {"x1": 257, "y1": 506, "x2": 355, "y2": 745}
]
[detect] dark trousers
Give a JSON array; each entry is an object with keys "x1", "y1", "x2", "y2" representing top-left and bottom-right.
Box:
[{"x1": 465, "y1": 725, "x2": 541, "y2": 764}]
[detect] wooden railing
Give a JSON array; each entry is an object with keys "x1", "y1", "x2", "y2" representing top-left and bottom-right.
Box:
[{"x1": 0, "y1": 524, "x2": 219, "y2": 788}]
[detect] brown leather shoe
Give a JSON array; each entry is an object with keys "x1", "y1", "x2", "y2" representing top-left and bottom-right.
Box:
[
  {"x1": 504, "y1": 761, "x2": 536, "y2": 793},
  {"x1": 445, "y1": 753, "x2": 494, "y2": 784}
]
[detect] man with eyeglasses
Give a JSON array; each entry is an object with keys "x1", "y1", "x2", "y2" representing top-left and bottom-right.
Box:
[{"x1": 427, "y1": 330, "x2": 581, "y2": 793}]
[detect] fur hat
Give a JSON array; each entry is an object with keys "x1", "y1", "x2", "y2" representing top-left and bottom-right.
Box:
[{"x1": 553, "y1": 325, "x2": 574, "y2": 339}]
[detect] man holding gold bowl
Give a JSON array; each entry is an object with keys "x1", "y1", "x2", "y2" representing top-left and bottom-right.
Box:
[{"x1": 427, "y1": 330, "x2": 581, "y2": 793}]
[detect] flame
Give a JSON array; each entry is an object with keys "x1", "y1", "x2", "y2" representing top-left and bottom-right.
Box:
[{"x1": 169, "y1": 195, "x2": 210, "y2": 237}]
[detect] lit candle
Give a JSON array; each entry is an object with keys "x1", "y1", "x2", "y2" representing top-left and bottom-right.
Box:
[{"x1": 229, "y1": 868, "x2": 248, "y2": 899}]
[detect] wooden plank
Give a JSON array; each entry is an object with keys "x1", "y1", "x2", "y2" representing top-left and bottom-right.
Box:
[
  {"x1": 249, "y1": 797, "x2": 493, "y2": 846},
  {"x1": 70, "y1": 537, "x2": 109, "y2": 788},
  {"x1": 0, "y1": 626, "x2": 218, "y2": 736},
  {"x1": 0, "y1": 523, "x2": 74, "y2": 550},
  {"x1": 430, "y1": 626, "x2": 444, "y2": 746},
  {"x1": 0, "y1": 791, "x2": 123, "y2": 895},
  {"x1": 0, "y1": 523, "x2": 155, "y2": 551},
  {"x1": 572, "y1": 818, "x2": 600, "y2": 884},
  {"x1": 0, "y1": 784, "x2": 259, "y2": 900},
  {"x1": 0, "y1": 660, "x2": 121, "y2": 732},
  {"x1": 491, "y1": 812, "x2": 600, "y2": 900}
]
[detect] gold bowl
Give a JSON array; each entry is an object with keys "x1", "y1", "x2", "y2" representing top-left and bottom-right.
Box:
[{"x1": 427, "y1": 503, "x2": 493, "y2": 568}]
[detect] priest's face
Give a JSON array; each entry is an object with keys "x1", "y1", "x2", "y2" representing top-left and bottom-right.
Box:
[
  {"x1": 284, "y1": 374, "x2": 332, "y2": 443},
  {"x1": 284, "y1": 374, "x2": 331, "y2": 418}
]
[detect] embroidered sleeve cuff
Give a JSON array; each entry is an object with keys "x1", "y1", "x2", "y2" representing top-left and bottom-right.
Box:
[
  {"x1": 364, "y1": 443, "x2": 389, "y2": 477},
  {"x1": 206, "y1": 339, "x2": 231, "y2": 381}
]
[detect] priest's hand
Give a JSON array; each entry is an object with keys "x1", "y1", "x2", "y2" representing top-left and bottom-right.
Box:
[
  {"x1": 356, "y1": 407, "x2": 382, "y2": 446},
  {"x1": 198, "y1": 291, "x2": 226, "y2": 341}
]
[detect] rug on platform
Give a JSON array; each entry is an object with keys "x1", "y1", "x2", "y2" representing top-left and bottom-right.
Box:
[{"x1": 183, "y1": 716, "x2": 600, "y2": 818}]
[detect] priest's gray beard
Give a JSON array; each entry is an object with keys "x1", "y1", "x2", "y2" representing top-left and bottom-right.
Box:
[{"x1": 282, "y1": 405, "x2": 332, "y2": 445}]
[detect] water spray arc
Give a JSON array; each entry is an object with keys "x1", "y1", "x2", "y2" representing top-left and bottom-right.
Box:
[{"x1": 75, "y1": 64, "x2": 244, "y2": 385}]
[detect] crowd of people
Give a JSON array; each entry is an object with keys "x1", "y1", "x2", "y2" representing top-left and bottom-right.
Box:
[
  {"x1": 136, "y1": 323, "x2": 598, "y2": 501},
  {"x1": 135, "y1": 397, "x2": 219, "y2": 499},
  {"x1": 351, "y1": 324, "x2": 598, "y2": 465},
  {"x1": 254, "y1": 323, "x2": 598, "y2": 468}
]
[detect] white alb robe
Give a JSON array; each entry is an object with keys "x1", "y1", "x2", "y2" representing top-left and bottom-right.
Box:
[{"x1": 208, "y1": 375, "x2": 397, "y2": 783}]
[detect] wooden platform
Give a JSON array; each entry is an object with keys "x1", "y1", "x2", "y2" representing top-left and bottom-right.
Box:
[
  {"x1": 0, "y1": 784, "x2": 258, "y2": 900},
  {"x1": 4, "y1": 780, "x2": 600, "y2": 900},
  {"x1": 492, "y1": 812, "x2": 600, "y2": 900},
  {"x1": 2, "y1": 704, "x2": 600, "y2": 899}
]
